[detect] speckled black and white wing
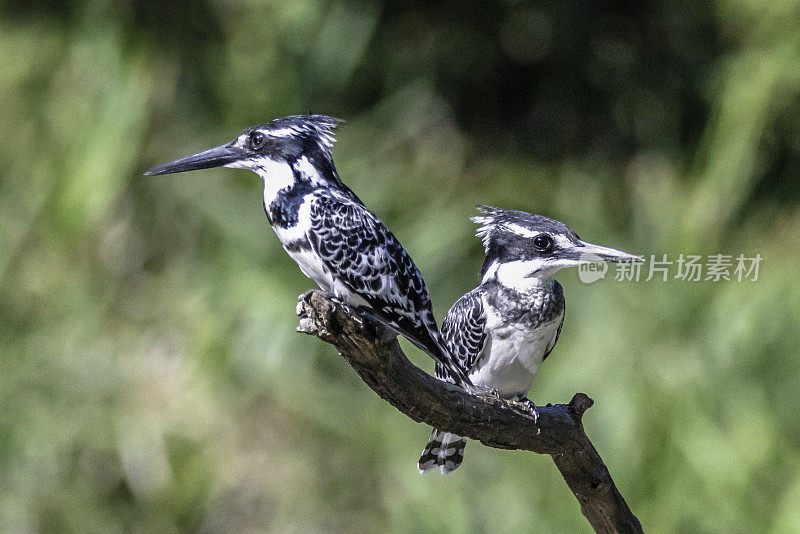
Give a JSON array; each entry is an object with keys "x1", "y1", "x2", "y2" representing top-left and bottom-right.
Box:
[
  {"x1": 306, "y1": 189, "x2": 472, "y2": 387},
  {"x1": 436, "y1": 289, "x2": 487, "y2": 383},
  {"x1": 307, "y1": 190, "x2": 431, "y2": 334},
  {"x1": 418, "y1": 289, "x2": 487, "y2": 474}
]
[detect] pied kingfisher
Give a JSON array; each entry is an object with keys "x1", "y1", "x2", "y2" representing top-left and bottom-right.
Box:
[
  {"x1": 418, "y1": 206, "x2": 642, "y2": 474},
  {"x1": 145, "y1": 115, "x2": 475, "y2": 390}
]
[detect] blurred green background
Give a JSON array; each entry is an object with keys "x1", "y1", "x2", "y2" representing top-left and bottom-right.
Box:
[{"x1": 2, "y1": 0, "x2": 800, "y2": 532}]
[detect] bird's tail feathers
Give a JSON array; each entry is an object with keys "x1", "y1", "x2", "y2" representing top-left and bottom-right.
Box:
[
  {"x1": 418, "y1": 429, "x2": 468, "y2": 474},
  {"x1": 366, "y1": 310, "x2": 474, "y2": 390}
]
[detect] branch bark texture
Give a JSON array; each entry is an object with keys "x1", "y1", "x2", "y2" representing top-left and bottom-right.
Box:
[{"x1": 296, "y1": 291, "x2": 642, "y2": 534}]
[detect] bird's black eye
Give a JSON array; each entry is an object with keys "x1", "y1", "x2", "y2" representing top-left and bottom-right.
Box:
[
  {"x1": 533, "y1": 234, "x2": 552, "y2": 251},
  {"x1": 250, "y1": 131, "x2": 266, "y2": 150}
]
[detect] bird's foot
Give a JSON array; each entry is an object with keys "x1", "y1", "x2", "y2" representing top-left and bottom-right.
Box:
[
  {"x1": 296, "y1": 290, "x2": 320, "y2": 334},
  {"x1": 297, "y1": 289, "x2": 337, "y2": 318},
  {"x1": 470, "y1": 383, "x2": 500, "y2": 399},
  {"x1": 325, "y1": 295, "x2": 367, "y2": 327},
  {"x1": 300, "y1": 290, "x2": 346, "y2": 312},
  {"x1": 299, "y1": 289, "x2": 317, "y2": 301},
  {"x1": 519, "y1": 396, "x2": 539, "y2": 424},
  {"x1": 297, "y1": 290, "x2": 343, "y2": 329},
  {"x1": 297, "y1": 289, "x2": 317, "y2": 313}
]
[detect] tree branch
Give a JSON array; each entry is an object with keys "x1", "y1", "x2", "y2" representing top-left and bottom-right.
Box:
[{"x1": 296, "y1": 291, "x2": 642, "y2": 534}]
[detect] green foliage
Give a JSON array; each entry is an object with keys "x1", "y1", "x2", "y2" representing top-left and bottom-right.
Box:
[{"x1": 2, "y1": 0, "x2": 800, "y2": 532}]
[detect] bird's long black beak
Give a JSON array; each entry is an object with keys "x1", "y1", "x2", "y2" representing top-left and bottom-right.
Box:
[
  {"x1": 143, "y1": 143, "x2": 247, "y2": 176},
  {"x1": 569, "y1": 241, "x2": 644, "y2": 263}
]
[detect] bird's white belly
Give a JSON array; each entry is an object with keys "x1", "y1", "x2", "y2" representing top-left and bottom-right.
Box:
[
  {"x1": 272, "y1": 202, "x2": 334, "y2": 293},
  {"x1": 286, "y1": 246, "x2": 335, "y2": 290},
  {"x1": 470, "y1": 316, "x2": 562, "y2": 398}
]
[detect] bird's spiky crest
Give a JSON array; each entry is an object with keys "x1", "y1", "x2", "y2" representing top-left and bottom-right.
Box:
[
  {"x1": 256, "y1": 114, "x2": 343, "y2": 153},
  {"x1": 472, "y1": 205, "x2": 518, "y2": 252}
]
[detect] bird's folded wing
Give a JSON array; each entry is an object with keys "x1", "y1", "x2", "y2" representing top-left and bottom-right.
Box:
[
  {"x1": 305, "y1": 191, "x2": 434, "y2": 336},
  {"x1": 438, "y1": 290, "x2": 488, "y2": 380}
]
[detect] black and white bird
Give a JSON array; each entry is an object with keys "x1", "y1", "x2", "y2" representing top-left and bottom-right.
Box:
[
  {"x1": 145, "y1": 115, "x2": 474, "y2": 390},
  {"x1": 418, "y1": 206, "x2": 642, "y2": 474}
]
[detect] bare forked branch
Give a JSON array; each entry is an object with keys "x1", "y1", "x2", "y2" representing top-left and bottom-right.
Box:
[{"x1": 296, "y1": 291, "x2": 642, "y2": 534}]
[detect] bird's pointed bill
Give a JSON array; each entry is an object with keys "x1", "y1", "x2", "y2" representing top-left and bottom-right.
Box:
[
  {"x1": 144, "y1": 144, "x2": 247, "y2": 176},
  {"x1": 572, "y1": 241, "x2": 644, "y2": 264}
]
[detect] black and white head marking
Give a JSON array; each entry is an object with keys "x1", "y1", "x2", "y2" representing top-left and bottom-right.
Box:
[
  {"x1": 225, "y1": 115, "x2": 344, "y2": 187},
  {"x1": 228, "y1": 114, "x2": 340, "y2": 166},
  {"x1": 219, "y1": 115, "x2": 363, "y2": 227},
  {"x1": 473, "y1": 205, "x2": 584, "y2": 285}
]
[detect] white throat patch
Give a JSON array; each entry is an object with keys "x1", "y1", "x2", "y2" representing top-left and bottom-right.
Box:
[
  {"x1": 483, "y1": 259, "x2": 555, "y2": 291},
  {"x1": 244, "y1": 157, "x2": 297, "y2": 206}
]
